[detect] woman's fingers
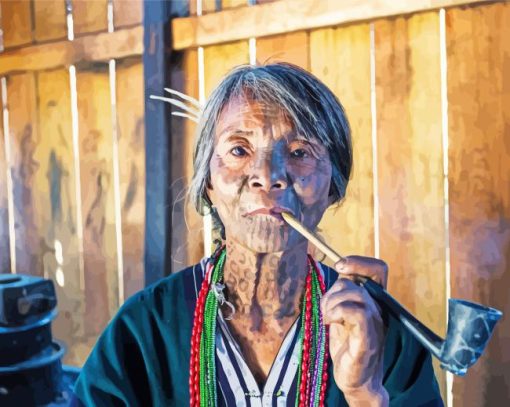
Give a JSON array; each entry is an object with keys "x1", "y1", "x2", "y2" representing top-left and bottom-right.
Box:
[
  {"x1": 321, "y1": 278, "x2": 381, "y2": 326},
  {"x1": 334, "y1": 255, "x2": 388, "y2": 288},
  {"x1": 324, "y1": 262, "x2": 388, "y2": 398},
  {"x1": 322, "y1": 277, "x2": 363, "y2": 301}
]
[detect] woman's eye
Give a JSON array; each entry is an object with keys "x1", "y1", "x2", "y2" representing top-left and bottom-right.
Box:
[
  {"x1": 231, "y1": 146, "x2": 248, "y2": 157},
  {"x1": 290, "y1": 148, "x2": 308, "y2": 159}
]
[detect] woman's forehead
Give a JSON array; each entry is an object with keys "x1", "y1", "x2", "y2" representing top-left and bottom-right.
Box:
[
  {"x1": 220, "y1": 96, "x2": 289, "y2": 121},
  {"x1": 216, "y1": 96, "x2": 293, "y2": 135},
  {"x1": 214, "y1": 95, "x2": 325, "y2": 148}
]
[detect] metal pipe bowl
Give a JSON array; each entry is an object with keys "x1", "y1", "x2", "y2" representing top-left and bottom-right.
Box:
[{"x1": 440, "y1": 299, "x2": 503, "y2": 376}]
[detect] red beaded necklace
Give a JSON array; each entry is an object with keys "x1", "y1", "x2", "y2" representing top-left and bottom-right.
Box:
[{"x1": 189, "y1": 246, "x2": 329, "y2": 406}]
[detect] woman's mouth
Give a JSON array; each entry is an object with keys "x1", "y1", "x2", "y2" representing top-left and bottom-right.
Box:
[{"x1": 243, "y1": 206, "x2": 293, "y2": 222}]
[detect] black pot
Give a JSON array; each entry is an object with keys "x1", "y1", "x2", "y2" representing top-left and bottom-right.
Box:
[
  {"x1": 0, "y1": 341, "x2": 65, "y2": 406},
  {"x1": 0, "y1": 274, "x2": 57, "y2": 326},
  {"x1": 0, "y1": 310, "x2": 56, "y2": 366}
]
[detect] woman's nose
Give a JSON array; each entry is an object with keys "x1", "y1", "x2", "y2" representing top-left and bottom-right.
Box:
[{"x1": 248, "y1": 149, "x2": 288, "y2": 192}]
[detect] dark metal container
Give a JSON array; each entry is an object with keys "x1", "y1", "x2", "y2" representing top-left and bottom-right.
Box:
[
  {"x1": 0, "y1": 341, "x2": 65, "y2": 405},
  {"x1": 0, "y1": 310, "x2": 55, "y2": 365},
  {"x1": 0, "y1": 274, "x2": 80, "y2": 406}
]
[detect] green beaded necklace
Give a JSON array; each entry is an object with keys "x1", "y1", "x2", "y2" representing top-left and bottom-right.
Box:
[{"x1": 189, "y1": 247, "x2": 329, "y2": 407}]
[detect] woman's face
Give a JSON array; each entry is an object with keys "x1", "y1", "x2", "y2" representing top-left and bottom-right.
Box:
[{"x1": 207, "y1": 97, "x2": 333, "y2": 253}]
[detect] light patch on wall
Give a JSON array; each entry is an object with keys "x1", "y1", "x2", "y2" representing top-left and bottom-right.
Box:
[
  {"x1": 54, "y1": 239, "x2": 64, "y2": 265},
  {"x1": 1, "y1": 77, "x2": 16, "y2": 274},
  {"x1": 66, "y1": 0, "x2": 74, "y2": 41},
  {"x1": 54, "y1": 239, "x2": 64, "y2": 287},
  {"x1": 56, "y1": 266, "x2": 65, "y2": 287},
  {"x1": 197, "y1": 41, "x2": 211, "y2": 256},
  {"x1": 439, "y1": 8, "x2": 453, "y2": 407},
  {"x1": 69, "y1": 65, "x2": 85, "y2": 290},
  {"x1": 249, "y1": 38, "x2": 256, "y2": 65},
  {"x1": 369, "y1": 23, "x2": 380, "y2": 259},
  {"x1": 107, "y1": 0, "x2": 114, "y2": 33},
  {"x1": 109, "y1": 58, "x2": 124, "y2": 305}
]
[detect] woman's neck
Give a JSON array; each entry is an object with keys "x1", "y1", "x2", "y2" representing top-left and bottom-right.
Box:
[{"x1": 221, "y1": 238, "x2": 309, "y2": 332}]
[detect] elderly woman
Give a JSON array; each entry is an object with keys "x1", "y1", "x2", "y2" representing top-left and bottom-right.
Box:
[{"x1": 73, "y1": 63, "x2": 443, "y2": 406}]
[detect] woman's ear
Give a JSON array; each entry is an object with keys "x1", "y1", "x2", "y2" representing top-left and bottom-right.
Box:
[
  {"x1": 206, "y1": 175, "x2": 213, "y2": 190},
  {"x1": 205, "y1": 182, "x2": 215, "y2": 209},
  {"x1": 327, "y1": 193, "x2": 336, "y2": 207},
  {"x1": 327, "y1": 183, "x2": 338, "y2": 206},
  {"x1": 205, "y1": 175, "x2": 214, "y2": 199}
]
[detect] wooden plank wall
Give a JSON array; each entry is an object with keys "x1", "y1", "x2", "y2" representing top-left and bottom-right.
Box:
[
  {"x1": 1, "y1": 0, "x2": 33, "y2": 48},
  {"x1": 0, "y1": 0, "x2": 145, "y2": 367},
  {"x1": 257, "y1": 31, "x2": 309, "y2": 68},
  {"x1": 113, "y1": 0, "x2": 143, "y2": 28},
  {"x1": 33, "y1": 0, "x2": 67, "y2": 42},
  {"x1": 73, "y1": 0, "x2": 108, "y2": 36},
  {"x1": 223, "y1": 0, "x2": 249, "y2": 10},
  {"x1": 35, "y1": 68, "x2": 84, "y2": 362},
  {"x1": 447, "y1": 3, "x2": 510, "y2": 405},
  {"x1": 188, "y1": 0, "x2": 277, "y2": 15},
  {"x1": 203, "y1": 40, "x2": 250, "y2": 97},
  {"x1": 182, "y1": 50, "x2": 202, "y2": 266},
  {"x1": 76, "y1": 65, "x2": 118, "y2": 337},
  {"x1": 116, "y1": 58, "x2": 146, "y2": 300},
  {"x1": 177, "y1": 1, "x2": 509, "y2": 406},
  {"x1": 310, "y1": 23, "x2": 375, "y2": 261},
  {"x1": 374, "y1": 12, "x2": 447, "y2": 398},
  {"x1": 5, "y1": 73, "x2": 41, "y2": 278}
]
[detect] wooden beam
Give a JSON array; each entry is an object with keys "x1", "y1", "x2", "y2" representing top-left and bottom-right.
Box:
[
  {"x1": 0, "y1": 25, "x2": 143, "y2": 76},
  {"x1": 143, "y1": 0, "x2": 188, "y2": 283},
  {"x1": 172, "y1": 0, "x2": 496, "y2": 50}
]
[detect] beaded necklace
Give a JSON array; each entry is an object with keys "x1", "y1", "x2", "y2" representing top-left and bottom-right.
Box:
[{"x1": 189, "y1": 246, "x2": 329, "y2": 407}]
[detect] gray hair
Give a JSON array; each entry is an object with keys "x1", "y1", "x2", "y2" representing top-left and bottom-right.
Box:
[{"x1": 189, "y1": 62, "x2": 352, "y2": 221}]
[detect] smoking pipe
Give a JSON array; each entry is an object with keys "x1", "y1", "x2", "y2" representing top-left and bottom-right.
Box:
[
  {"x1": 357, "y1": 277, "x2": 502, "y2": 375},
  {"x1": 281, "y1": 212, "x2": 503, "y2": 375}
]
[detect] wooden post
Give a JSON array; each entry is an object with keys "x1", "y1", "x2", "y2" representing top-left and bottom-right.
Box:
[{"x1": 143, "y1": 0, "x2": 188, "y2": 284}]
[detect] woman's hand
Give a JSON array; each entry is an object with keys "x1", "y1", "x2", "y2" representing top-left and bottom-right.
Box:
[{"x1": 320, "y1": 256, "x2": 389, "y2": 406}]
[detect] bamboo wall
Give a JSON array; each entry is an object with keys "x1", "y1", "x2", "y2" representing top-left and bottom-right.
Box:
[
  {"x1": 174, "y1": 1, "x2": 510, "y2": 406},
  {"x1": 0, "y1": 0, "x2": 145, "y2": 366}
]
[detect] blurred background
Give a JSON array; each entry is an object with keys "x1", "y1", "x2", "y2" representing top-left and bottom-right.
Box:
[{"x1": 0, "y1": 0, "x2": 508, "y2": 406}]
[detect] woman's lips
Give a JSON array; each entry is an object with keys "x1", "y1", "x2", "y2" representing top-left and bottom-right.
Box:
[{"x1": 243, "y1": 206, "x2": 293, "y2": 221}]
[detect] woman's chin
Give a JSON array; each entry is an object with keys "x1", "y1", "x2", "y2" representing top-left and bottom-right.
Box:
[
  {"x1": 226, "y1": 221, "x2": 309, "y2": 253},
  {"x1": 230, "y1": 235, "x2": 287, "y2": 253},
  {"x1": 228, "y1": 229, "x2": 289, "y2": 253}
]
